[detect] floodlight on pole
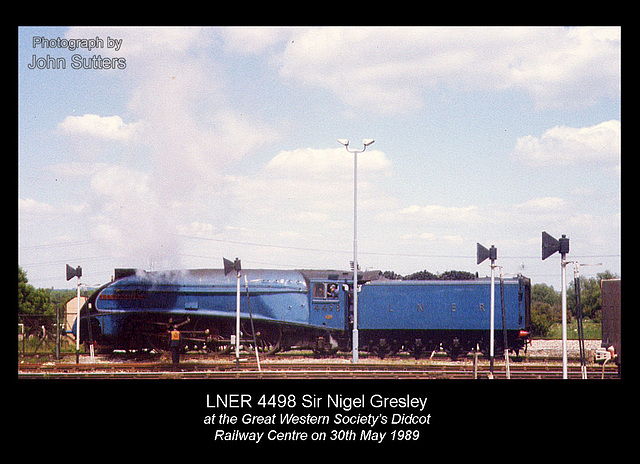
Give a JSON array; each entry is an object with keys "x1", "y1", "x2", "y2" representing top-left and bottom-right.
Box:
[{"x1": 338, "y1": 138, "x2": 374, "y2": 363}]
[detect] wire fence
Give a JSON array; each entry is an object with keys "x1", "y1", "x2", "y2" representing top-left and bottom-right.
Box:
[{"x1": 17, "y1": 311, "x2": 77, "y2": 358}]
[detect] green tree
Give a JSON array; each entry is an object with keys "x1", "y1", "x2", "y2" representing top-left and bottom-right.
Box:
[
  {"x1": 403, "y1": 269, "x2": 476, "y2": 281},
  {"x1": 567, "y1": 270, "x2": 619, "y2": 323},
  {"x1": 439, "y1": 270, "x2": 477, "y2": 280},
  {"x1": 381, "y1": 270, "x2": 403, "y2": 280},
  {"x1": 404, "y1": 270, "x2": 438, "y2": 281},
  {"x1": 530, "y1": 283, "x2": 561, "y2": 337},
  {"x1": 18, "y1": 266, "x2": 55, "y2": 336},
  {"x1": 530, "y1": 301, "x2": 557, "y2": 337},
  {"x1": 18, "y1": 266, "x2": 53, "y2": 316},
  {"x1": 532, "y1": 282, "x2": 560, "y2": 307}
]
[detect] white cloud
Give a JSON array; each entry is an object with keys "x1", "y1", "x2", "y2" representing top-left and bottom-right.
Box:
[
  {"x1": 276, "y1": 26, "x2": 620, "y2": 115},
  {"x1": 19, "y1": 197, "x2": 53, "y2": 214},
  {"x1": 390, "y1": 196, "x2": 570, "y2": 248},
  {"x1": 508, "y1": 27, "x2": 621, "y2": 108},
  {"x1": 19, "y1": 197, "x2": 86, "y2": 225},
  {"x1": 399, "y1": 204, "x2": 480, "y2": 223},
  {"x1": 216, "y1": 146, "x2": 394, "y2": 251},
  {"x1": 219, "y1": 26, "x2": 296, "y2": 55},
  {"x1": 296, "y1": 211, "x2": 331, "y2": 223},
  {"x1": 58, "y1": 114, "x2": 142, "y2": 141},
  {"x1": 402, "y1": 232, "x2": 466, "y2": 245},
  {"x1": 511, "y1": 120, "x2": 620, "y2": 167},
  {"x1": 516, "y1": 196, "x2": 567, "y2": 212},
  {"x1": 265, "y1": 147, "x2": 391, "y2": 179},
  {"x1": 232, "y1": 147, "x2": 392, "y2": 214},
  {"x1": 48, "y1": 162, "x2": 109, "y2": 179}
]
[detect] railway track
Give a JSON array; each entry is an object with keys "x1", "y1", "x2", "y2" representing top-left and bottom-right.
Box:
[{"x1": 18, "y1": 358, "x2": 619, "y2": 380}]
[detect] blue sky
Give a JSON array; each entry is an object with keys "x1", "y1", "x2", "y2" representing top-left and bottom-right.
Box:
[{"x1": 18, "y1": 26, "x2": 621, "y2": 289}]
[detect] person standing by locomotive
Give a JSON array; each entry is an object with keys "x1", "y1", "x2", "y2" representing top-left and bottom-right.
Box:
[{"x1": 170, "y1": 325, "x2": 181, "y2": 365}]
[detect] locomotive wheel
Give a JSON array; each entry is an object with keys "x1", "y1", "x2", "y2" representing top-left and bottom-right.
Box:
[
  {"x1": 203, "y1": 325, "x2": 232, "y2": 355},
  {"x1": 145, "y1": 332, "x2": 169, "y2": 352},
  {"x1": 313, "y1": 332, "x2": 339, "y2": 357},
  {"x1": 373, "y1": 339, "x2": 400, "y2": 359},
  {"x1": 445, "y1": 337, "x2": 463, "y2": 361},
  {"x1": 410, "y1": 340, "x2": 425, "y2": 359},
  {"x1": 242, "y1": 322, "x2": 282, "y2": 356}
]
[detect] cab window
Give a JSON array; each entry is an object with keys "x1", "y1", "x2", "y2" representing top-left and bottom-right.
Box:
[
  {"x1": 314, "y1": 283, "x2": 325, "y2": 299},
  {"x1": 313, "y1": 283, "x2": 339, "y2": 300},
  {"x1": 327, "y1": 284, "x2": 339, "y2": 299}
]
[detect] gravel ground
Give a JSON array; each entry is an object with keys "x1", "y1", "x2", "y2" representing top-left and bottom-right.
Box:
[{"x1": 527, "y1": 339, "x2": 602, "y2": 358}]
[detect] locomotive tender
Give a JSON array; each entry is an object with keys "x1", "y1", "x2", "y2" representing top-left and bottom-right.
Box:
[{"x1": 76, "y1": 268, "x2": 531, "y2": 358}]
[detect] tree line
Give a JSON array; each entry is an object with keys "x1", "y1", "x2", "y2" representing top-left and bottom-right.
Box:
[
  {"x1": 381, "y1": 269, "x2": 478, "y2": 281},
  {"x1": 18, "y1": 266, "x2": 88, "y2": 335},
  {"x1": 530, "y1": 270, "x2": 618, "y2": 336}
]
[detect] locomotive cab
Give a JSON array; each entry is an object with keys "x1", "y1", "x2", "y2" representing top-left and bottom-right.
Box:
[
  {"x1": 303, "y1": 269, "x2": 382, "y2": 333},
  {"x1": 308, "y1": 276, "x2": 349, "y2": 331},
  {"x1": 301, "y1": 270, "x2": 381, "y2": 354}
]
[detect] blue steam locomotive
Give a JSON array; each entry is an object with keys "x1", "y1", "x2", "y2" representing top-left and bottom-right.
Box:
[{"x1": 76, "y1": 268, "x2": 531, "y2": 358}]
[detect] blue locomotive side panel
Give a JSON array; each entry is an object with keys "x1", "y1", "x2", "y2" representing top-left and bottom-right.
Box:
[
  {"x1": 92, "y1": 269, "x2": 311, "y2": 328},
  {"x1": 358, "y1": 278, "x2": 525, "y2": 332}
]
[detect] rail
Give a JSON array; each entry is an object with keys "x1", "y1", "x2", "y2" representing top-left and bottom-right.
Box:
[{"x1": 18, "y1": 358, "x2": 619, "y2": 380}]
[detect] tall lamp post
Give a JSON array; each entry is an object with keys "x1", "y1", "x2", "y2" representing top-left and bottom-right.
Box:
[{"x1": 338, "y1": 138, "x2": 374, "y2": 363}]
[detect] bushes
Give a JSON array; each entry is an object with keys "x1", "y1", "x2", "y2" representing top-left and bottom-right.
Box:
[
  {"x1": 531, "y1": 301, "x2": 559, "y2": 337},
  {"x1": 530, "y1": 271, "x2": 618, "y2": 338}
]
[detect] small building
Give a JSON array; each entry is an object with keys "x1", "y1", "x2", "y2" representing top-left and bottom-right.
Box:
[{"x1": 65, "y1": 296, "x2": 87, "y2": 336}]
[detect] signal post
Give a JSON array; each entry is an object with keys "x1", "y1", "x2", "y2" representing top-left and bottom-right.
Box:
[{"x1": 542, "y1": 232, "x2": 570, "y2": 379}]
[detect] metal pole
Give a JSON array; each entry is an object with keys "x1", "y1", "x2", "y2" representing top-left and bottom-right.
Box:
[
  {"x1": 489, "y1": 260, "x2": 495, "y2": 378},
  {"x1": 75, "y1": 278, "x2": 80, "y2": 363},
  {"x1": 573, "y1": 263, "x2": 586, "y2": 379},
  {"x1": 561, "y1": 254, "x2": 568, "y2": 379},
  {"x1": 235, "y1": 269, "x2": 241, "y2": 369},
  {"x1": 500, "y1": 267, "x2": 510, "y2": 379},
  {"x1": 339, "y1": 139, "x2": 373, "y2": 364},
  {"x1": 352, "y1": 148, "x2": 359, "y2": 364},
  {"x1": 473, "y1": 344, "x2": 479, "y2": 379},
  {"x1": 541, "y1": 232, "x2": 570, "y2": 378},
  {"x1": 56, "y1": 305, "x2": 60, "y2": 360},
  {"x1": 245, "y1": 275, "x2": 261, "y2": 372}
]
